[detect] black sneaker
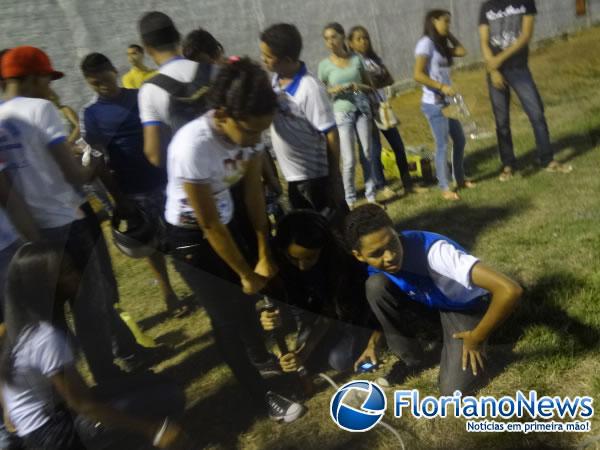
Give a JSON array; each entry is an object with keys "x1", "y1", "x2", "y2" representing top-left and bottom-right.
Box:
[
  {"x1": 265, "y1": 391, "x2": 305, "y2": 423},
  {"x1": 252, "y1": 354, "x2": 284, "y2": 378}
]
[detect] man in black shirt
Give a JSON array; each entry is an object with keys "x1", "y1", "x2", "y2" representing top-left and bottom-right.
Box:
[{"x1": 479, "y1": 0, "x2": 572, "y2": 181}]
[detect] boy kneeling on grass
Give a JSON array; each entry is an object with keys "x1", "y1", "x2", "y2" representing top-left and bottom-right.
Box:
[{"x1": 347, "y1": 204, "x2": 522, "y2": 395}]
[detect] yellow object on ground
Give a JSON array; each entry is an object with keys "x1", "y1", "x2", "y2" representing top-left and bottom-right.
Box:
[
  {"x1": 116, "y1": 306, "x2": 158, "y2": 348},
  {"x1": 381, "y1": 146, "x2": 435, "y2": 182}
]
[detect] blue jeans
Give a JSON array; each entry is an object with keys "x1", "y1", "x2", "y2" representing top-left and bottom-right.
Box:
[
  {"x1": 372, "y1": 127, "x2": 413, "y2": 190},
  {"x1": 335, "y1": 110, "x2": 376, "y2": 205},
  {"x1": 488, "y1": 66, "x2": 553, "y2": 168},
  {"x1": 421, "y1": 103, "x2": 466, "y2": 191}
]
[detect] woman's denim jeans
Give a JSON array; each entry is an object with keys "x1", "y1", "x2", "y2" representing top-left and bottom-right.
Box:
[
  {"x1": 335, "y1": 110, "x2": 376, "y2": 205},
  {"x1": 421, "y1": 103, "x2": 466, "y2": 190}
]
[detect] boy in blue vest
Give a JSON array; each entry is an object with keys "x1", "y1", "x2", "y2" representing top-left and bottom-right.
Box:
[{"x1": 346, "y1": 204, "x2": 522, "y2": 395}]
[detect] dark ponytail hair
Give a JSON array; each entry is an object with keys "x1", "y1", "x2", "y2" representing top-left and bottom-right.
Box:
[
  {"x1": 348, "y1": 25, "x2": 382, "y2": 65},
  {"x1": 208, "y1": 57, "x2": 277, "y2": 119},
  {"x1": 0, "y1": 242, "x2": 72, "y2": 384},
  {"x1": 423, "y1": 9, "x2": 454, "y2": 66}
]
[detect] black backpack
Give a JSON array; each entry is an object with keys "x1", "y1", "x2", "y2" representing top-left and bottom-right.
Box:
[{"x1": 145, "y1": 62, "x2": 212, "y2": 133}]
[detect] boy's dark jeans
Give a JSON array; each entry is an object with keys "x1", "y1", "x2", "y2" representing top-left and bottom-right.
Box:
[
  {"x1": 487, "y1": 66, "x2": 553, "y2": 169},
  {"x1": 167, "y1": 224, "x2": 270, "y2": 403},
  {"x1": 365, "y1": 273, "x2": 489, "y2": 395}
]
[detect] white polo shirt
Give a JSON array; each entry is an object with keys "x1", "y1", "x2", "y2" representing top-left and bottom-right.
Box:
[{"x1": 270, "y1": 63, "x2": 336, "y2": 182}]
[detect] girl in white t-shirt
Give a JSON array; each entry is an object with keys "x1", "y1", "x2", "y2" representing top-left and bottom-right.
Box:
[
  {"x1": 0, "y1": 242, "x2": 185, "y2": 449},
  {"x1": 414, "y1": 10, "x2": 475, "y2": 201},
  {"x1": 165, "y1": 58, "x2": 304, "y2": 423}
]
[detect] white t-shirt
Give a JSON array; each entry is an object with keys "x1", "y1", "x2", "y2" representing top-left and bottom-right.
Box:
[
  {"x1": 270, "y1": 64, "x2": 336, "y2": 182},
  {"x1": 0, "y1": 98, "x2": 83, "y2": 228},
  {"x1": 138, "y1": 57, "x2": 200, "y2": 129},
  {"x1": 414, "y1": 36, "x2": 452, "y2": 105},
  {"x1": 165, "y1": 113, "x2": 263, "y2": 227},
  {"x1": 2, "y1": 322, "x2": 74, "y2": 437},
  {"x1": 426, "y1": 240, "x2": 487, "y2": 303}
]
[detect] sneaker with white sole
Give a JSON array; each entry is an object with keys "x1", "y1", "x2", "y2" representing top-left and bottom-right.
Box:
[{"x1": 266, "y1": 391, "x2": 305, "y2": 423}]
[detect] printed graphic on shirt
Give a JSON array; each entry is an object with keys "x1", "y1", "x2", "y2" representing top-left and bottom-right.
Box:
[
  {"x1": 487, "y1": 5, "x2": 528, "y2": 50},
  {"x1": 480, "y1": 0, "x2": 536, "y2": 68},
  {"x1": 165, "y1": 114, "x2": 261, "y2": 227},
  {"x1": 0, "y1": 120, "x2": 27, "y2": 170}
]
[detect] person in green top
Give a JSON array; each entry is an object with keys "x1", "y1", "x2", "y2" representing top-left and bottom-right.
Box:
[{"x1": 318, "y1": 22, "x2": 379, "y2": 210}]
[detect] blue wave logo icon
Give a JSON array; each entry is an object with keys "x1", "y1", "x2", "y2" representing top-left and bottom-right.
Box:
[{"x1": 330, "y1": 380, "x2": 387, "y2": 432}]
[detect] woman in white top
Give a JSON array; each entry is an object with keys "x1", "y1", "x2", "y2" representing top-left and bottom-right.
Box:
[
  {"x1": 413, "y1": 10, "x2": 475, "y2": 201},
  {"x1": 0, "y1": 242, "x2": 185, "y2": 449}
]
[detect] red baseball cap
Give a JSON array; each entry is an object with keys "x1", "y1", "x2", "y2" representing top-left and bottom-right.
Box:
[{"x1": 1, "y1": 46, "x2": 64, "y2": 80}]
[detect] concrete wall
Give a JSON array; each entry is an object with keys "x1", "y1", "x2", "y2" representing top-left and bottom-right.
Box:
[{"x1": 1, "y1": 0, "x2": 598, "y2": 111}]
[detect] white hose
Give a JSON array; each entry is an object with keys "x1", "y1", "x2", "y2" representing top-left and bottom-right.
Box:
[{"x1": 316, "y1": 373, "x2": 406, "y2": 450}]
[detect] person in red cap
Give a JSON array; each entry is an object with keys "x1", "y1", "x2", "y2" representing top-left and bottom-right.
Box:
[{"x1": 0, "y1": 46, "x2": 149, "y2": 383}]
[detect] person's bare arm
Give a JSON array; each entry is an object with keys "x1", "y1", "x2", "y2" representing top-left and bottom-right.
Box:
[
  {"x1": 353, "y1": 330, "x2": 382, "y2": 371},
  {"x1": 448, "y1": 33, "x2": 467, "y2": 58},
  {"x1": 325, "y1": 128, "x2": 341, "y2": 179},
  {"x1": 453, "y1": 263, "x2": 522, "y2": 375},
  {"x1": 486, "y1": 15, "x2": 535, "y2": 71},
  {"x1": 0, "y1": 171, "x2": 39, "y2": 240},
  {"x1": 51, "y1": 366, "x2": 180, "y2": 448},
  {"x1": 479, "y1": 24, "x2": 507, "y2": 89},
  {"x1": 414, "y1": 55, "x2": 456, "y2": 96},
  {"x1": 478, "y1": 24, "x2": 495, "y2": 63},
  {"x1": 261, "y1": 151, "x2": 282, "y2": 196},
  {"x1": 243, "y1": 154, "x2": 278, "y2": 279},
  {"x1": 183, "y1": 181, "x2": 265, "y2": 294},
  {"x1": 61, "y1": 106, "x2": 81, "y2": 144},
  {"x1": 49, "y1": 141, "x2": 99, "y2": 186},
  {"x1": 143, "y1": 125, "x2": 164, "y2": 168}
]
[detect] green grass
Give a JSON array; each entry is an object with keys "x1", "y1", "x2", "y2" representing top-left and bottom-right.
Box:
[{"x1": 104, "y1": 26, "x2": 600, "y2": 449}]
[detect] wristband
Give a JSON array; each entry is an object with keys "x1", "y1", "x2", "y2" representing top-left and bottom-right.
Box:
[{"x1": 153, "y1": 417, "x2": 169, "y2": 447}]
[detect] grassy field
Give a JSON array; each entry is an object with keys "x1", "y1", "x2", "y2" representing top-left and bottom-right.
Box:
[{"x1": 104, "y1": 25, "x2": 600, "y2": 449}]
